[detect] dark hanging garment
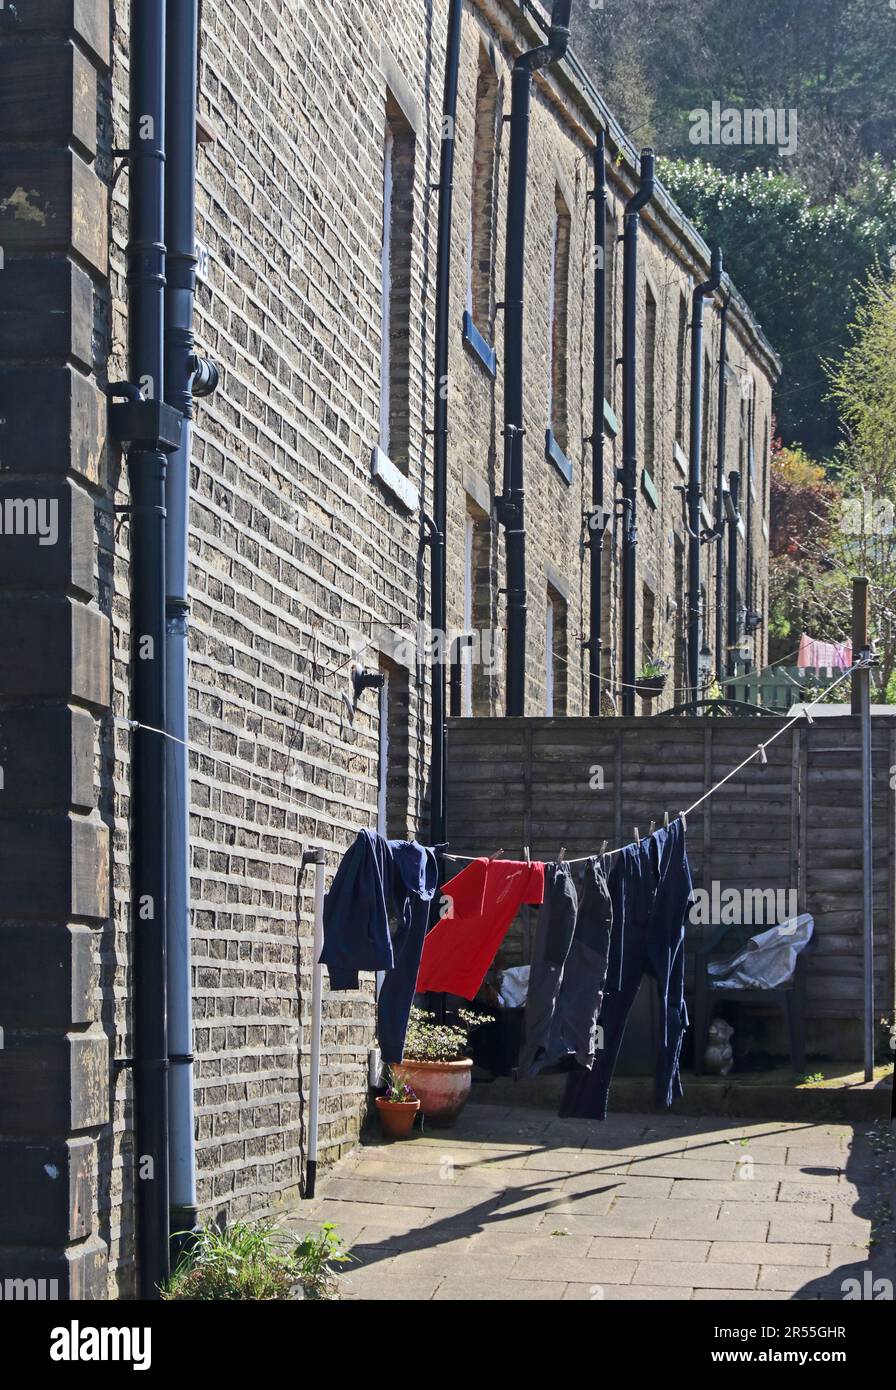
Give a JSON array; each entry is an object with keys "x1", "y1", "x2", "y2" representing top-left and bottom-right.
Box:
[
  {"x1": 562, "y1": 819, "x2": 693, "y2": 1119},
  {"x1": 518, "y1": 857, "x2": 613, "y2": 1077},
  {"x1": 319, "y1": 830, "x2": 441, "y2": 1063}
]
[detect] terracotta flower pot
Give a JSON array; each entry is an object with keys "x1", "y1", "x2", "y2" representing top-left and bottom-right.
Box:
[
  {"x1": 375, "y1": 1096, "x2": 420, "y2": 1140},
  {"x1": 397, "y1": 1058, "x2": 473, "y2": 1128}
]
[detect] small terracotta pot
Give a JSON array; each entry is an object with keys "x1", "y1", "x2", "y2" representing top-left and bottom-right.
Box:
[
  {"x1": 397, "y1": 1058, "x2": 473, "y2": 1128},
  {"x1": 375, "y1": 1096, "x2": 420, "y2": 1139}
]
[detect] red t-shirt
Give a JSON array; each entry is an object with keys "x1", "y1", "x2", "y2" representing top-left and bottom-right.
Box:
[{"x1": 416, "y1": 858, "x2": 545, "y2": 999}]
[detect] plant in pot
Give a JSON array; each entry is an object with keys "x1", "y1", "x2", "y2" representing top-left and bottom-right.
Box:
[
  {"x1": 635, "y1": 654, "x2": 669, "y2": 700},
  {"x1": 375, "y1": 1069, "x2": 420, "y2": 1140},
  {"x1": 398, "y1": 1007, "x2": 478, "y2": 1128}
]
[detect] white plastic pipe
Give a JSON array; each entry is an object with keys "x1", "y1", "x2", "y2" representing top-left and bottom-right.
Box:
[{"x1": 304, "y1": 848, "x2": 325, "y2": 1197}]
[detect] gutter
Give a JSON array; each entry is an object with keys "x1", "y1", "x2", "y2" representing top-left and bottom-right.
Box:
[
  {"x1": 619, "y1": 147, "x2": 654, "y2": 716},
  {"x1": 584, "y1": 128, "x2": 608, "y2": 715},
  {"x1": 497, "y1": 0, "x2": 572, "y2": 716},
  {"x1": 426, "y1": 0, "x2": 463, "y2": 840},
  {"x1": 119, "y1": 0, "x2": 172, "y2": 1300},
  {"x1": 686, "y1": 246, "x2": 723, "y2": 699}
]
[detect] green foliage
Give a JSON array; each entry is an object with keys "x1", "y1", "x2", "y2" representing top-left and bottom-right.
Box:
[
  {"x1": 767, "y1": 437, "x2": 848, "y2": 663},
  {"x1": 659, "y1": 158, "x2": 896, "y2": 453},
  {"x1": 824, "y1": 272, "x2": 896, "y2": 694},
  {"x1": 636, "y1": 655, "x2": 670, "y2": 680},
  {"x1": 383, "y1": 1067, "x2": 418, "y2": 1103},
  {"x1": 401, "y1": 1006, "x2": 480, "y2": 1063},
  {"x1": 162, "y1": 1217, "x2": 354, "y2": 1301},
  {"x1": 293, "y1": 1223, "x2": 356, "y2": 1300},
  {"x1": 571, "y1": 1, "x2": 896, "y2": 455}
]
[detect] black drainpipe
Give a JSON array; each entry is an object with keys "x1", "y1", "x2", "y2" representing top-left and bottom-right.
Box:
[
  {"x1": 585, "y1": 129, "x2": 607, "y2": 716},
  {"x1": 713, "y1": 296, "x2": 730, "y2": 678},
  {"x1": 426, "y1": 0, "x2": 462, "y2": 842},
  {"x1": 726, "y1": 469, "x2": 741, "y2": 697},
  {"x1": 497, "y1": 0, "x2": 572, "y2": 717},
  {"x1": 686, "y1": 246, "x2": 723, "y2": 700},
  {"x1": 120, "y1": 0, "x2": 172, "y2": 1299},
  {"x1": 619, "y1": 148, "x2": 654, "y2": 716}
]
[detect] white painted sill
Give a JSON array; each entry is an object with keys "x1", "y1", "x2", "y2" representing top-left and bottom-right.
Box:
[{"x1": 371, "y1": 445, "x2": 418, "y2": 513}]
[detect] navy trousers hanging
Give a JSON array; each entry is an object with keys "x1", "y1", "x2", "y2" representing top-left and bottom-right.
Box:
[
  {"x1": 562, "y1": 819, "x2": 693, "y2": 1119},
  {"x1": 519, "y1": 857, "x2": 613, "y2": 1077}
]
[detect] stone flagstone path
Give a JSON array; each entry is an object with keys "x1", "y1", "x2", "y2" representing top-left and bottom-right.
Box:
[{"x1": 288, "y1": 1103, "x2": 894, "y2": 1301}]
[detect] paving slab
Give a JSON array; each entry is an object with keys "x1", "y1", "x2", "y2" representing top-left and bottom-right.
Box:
[
  {"x1": 471, "y1": 1230, "x2": 594, "y2": 1258},
  {"x1": 588, "y1": 1237, "x2": 711, "y2": 1262},
  {"x1": 509, "y1": 1257, "x2": 638, "y2": 1285},
  {"x1": 708, "y1": 1241, "x2": 829, "y2": 1266},
  {"x1": 758, "y1": 1264, "x2": 847, "y2": 1294},
  {"x1": 533, "y1": 1210, "x2": 659, "y2": 1237},
  {"x1": 768, "y1": 1218, "x2": 871, "y2": 1245},
  {"x1": 562, "y1": 1283, "x2": 695, "y2": 1300},
  {"x1": 653, "y1": 1216, "x2": 770, "y2": 1243},
  {"x1": 434, "y1": 1278, "x2": 567, "y2": 1300},
  {"x1": 634, "y1": 1260, "x2": 760, "y2": 1290}
]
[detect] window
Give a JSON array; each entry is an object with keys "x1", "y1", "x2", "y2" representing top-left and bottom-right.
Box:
[
  {"x1": 644, "y1": 286, "x2": 657, "y2": 474},
  {"x1": 469, "y1": 46, "x2": 499, "y2": 331},
  {"x1": 605, "y1": 209, "x2": 617, "y2": 410},
  {"x1": 701, "y1": 348, "x2": 712, "y2": 501},
  {"x1": 463, "y1": 498, "x2": 492, "y2": 715},
  {"x1": 462, "y1": 515, "x2": 474, "y2": 717},
  {"x1": 641, "y1": 582, "x2": 656, "y2": 674},
  {"x1": 675, "y1": 294, "x2": 688, "y2": 444},
  {"x1": 379, "y1": 96, "x2": 416, "y2": 472},
  {"x1": 547, "y1": 189, "x2": 571, "y2": 452},
  {"x1": 377, "y1": 657, "x2": 411, "y2": 839},
  {"x1": 739, "y1": 393, "x2": 749, "y2": 476},
  {"x1": 673, "y1": 536, "x2": 685, "y2": 698},
  {"x1": 545, "y1": 585, "x2": 568, "y2": 716}
]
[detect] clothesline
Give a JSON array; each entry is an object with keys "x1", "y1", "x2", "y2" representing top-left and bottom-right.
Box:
[{"x1": 445, "y1": 657, "x2": 872, "y2": 865}]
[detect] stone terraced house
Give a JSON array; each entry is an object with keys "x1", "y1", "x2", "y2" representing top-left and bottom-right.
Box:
[{"x1": 0, "y1": 0, "x2": 776, "y2": 1297}]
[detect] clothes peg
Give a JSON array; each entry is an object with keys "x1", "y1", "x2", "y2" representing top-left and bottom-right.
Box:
[
  {"x1": 757, "y1": 743, "x2": 768, "y2": 765},
  {"x1": 599, "y1": 839, "x2": 608, "y2": 856},
  {"x1": 663, "y1": 811, "x2": 670, "y2": 828},
  {"x1": 678, "y1": 812, "x2": 687, "y2": 832},
  {"x1": 803, "y1": 708, "x2": 814, "y2": 725},
  {"x1": 556, "y1": 846, "x2": 566, "y2": 864},
  {"x1": 633, "y1": 826, "x2": 640, "y2": 843},
  {"x1": 648, "y1": 819, "x2": 656, "y2": 836},
  {"x1": 524, "y1": 845, "x2": 530, "y2": 863}
]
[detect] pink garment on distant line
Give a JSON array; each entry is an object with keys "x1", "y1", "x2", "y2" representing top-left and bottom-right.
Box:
[{"x1": 797, "y1": 634, "x2": 852, "y2": 671}]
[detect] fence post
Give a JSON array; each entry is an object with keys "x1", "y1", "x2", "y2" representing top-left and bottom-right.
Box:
[{"x1": 852, "y1": 578, "x2": 875, "y2": 1083}]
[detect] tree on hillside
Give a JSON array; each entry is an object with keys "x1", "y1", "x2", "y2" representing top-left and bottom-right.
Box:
[
  {"x1": 658, "y1": 158, "x2": 896, "y2": 454},
  {"x1": 572, "y1": 0, "x2": 896, "y2": 194}
]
